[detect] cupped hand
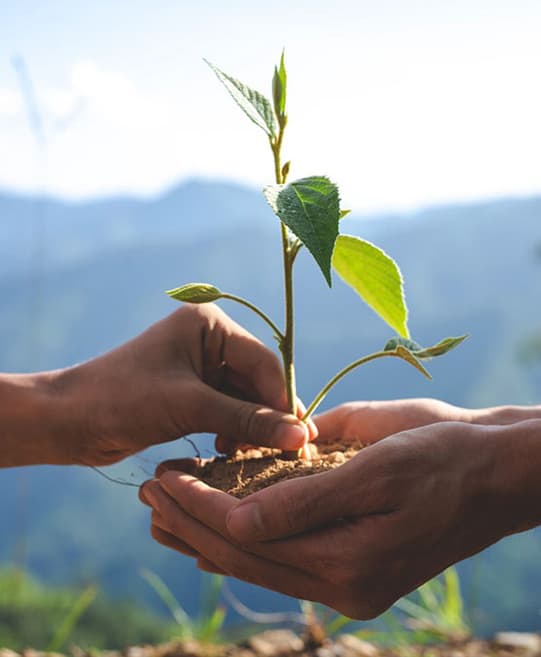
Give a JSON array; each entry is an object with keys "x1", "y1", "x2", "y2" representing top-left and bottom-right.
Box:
[
  {"x1": 59, "y1": 304, "x2": 312, "y2": 466},
  {"x1": 212, "y1": 396, "x2": 470, "y2": 463},
  {"x1": 314, "y1": 398, "x2": 471, "y2": 447},
  {"x1": 140, "y1": 420, "x2": 520, "y2": 619}
]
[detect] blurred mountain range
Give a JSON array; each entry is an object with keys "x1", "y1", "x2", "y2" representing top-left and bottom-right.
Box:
[{"x1": 1, "y1": 180, "x2": 540, "y2": 633}]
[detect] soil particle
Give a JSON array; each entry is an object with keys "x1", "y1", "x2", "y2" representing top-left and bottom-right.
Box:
[
  {"x1": 195, "y1": 440, "x2": 366, "y2": 498},
  {"x1": 335, "y1": 635, "x2": 380, "y2": 657},
  {"x1": 244, "y1": 629, "x2": 304, "y2": 656},
  {"x1": 493, "y1": 634, "x2": 541, "y2": 655}
]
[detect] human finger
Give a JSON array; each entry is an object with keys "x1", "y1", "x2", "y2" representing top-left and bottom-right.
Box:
[
  {"x1": 159, "y1": 465, "x2": 363, "y2": 545},
  {"x1": 225, "y1": 450, "x2": 395, "y2": 543},
  {"x1": 313, "y1": 402, "x2": 399, "y2": 445},
  {"x1": 146, "y1": 482, "x2": 332, "y2": 603},
  {"x1": 214, "y1": 398, "x2": 316, "y2": 455},
  {"x1": 296, "y1": 398, "x2": 318, "y2": 442},
  {"x1": 194, "y1": 385, "x2": 308, "y2": 451},
  {"x1": 313, "y1": 405, "x2": 353, "y2": 442},
  {"x1": 159, "y1": 470, "x2": 387, "y2": 574},
  {"x1": 159, "y1": 471, "x2": 235, "y2": 537},
  {"x1": 154, "y1": 458, "x2": 200, "y2": 478},
  {"x1": 150, "y1": 524, "x2": 200, "y2": 558},
  {"x1": 220, "y1": 318, "x2": 289, "y2": 413}
]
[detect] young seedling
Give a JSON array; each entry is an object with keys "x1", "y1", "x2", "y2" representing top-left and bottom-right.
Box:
[{"x1": 167, "y1": 53, "x2": 466, "y2": 458}]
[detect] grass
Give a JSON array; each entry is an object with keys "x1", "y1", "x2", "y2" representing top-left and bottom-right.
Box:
[
  {"x1": 141, "y1": 568, "x2": 226, "y2": 643},
  {"x1": 0, "y1": 564, "x2": 469, "y2": 651},
  {"x1": 0, "y1": 567, "x2": 175, "y2": 650}
]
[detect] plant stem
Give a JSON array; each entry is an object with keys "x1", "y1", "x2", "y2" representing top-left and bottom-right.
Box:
[
  {"x1": 220, "y1": 293, "x2": 284, "y2": 341},
  {"x1": 280, "y1": 221, "x2": 296, "y2": 415},
  {"x1": 271, "y1": 125, "x2": 299, "y2": 455},
  {"x1": 302, "y1": 350, "x2": 406, "y2": 420}
]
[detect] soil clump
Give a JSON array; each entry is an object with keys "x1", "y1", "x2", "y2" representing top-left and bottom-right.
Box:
[{"x1": 195, "y1": 440, "x2": 366, "y2": 498}]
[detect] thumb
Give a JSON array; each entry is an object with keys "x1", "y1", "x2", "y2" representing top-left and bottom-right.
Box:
[
  {"x1": 199, "y1": 386, "x2": 309, "y2": 451},
  {"x1": 226, "y1": 463, "x2": 357, "y2": 542}
]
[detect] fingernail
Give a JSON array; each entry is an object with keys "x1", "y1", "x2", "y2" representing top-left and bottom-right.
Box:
[
  {"x1": 158, "y1": 470, "x2": 182, "y2": 493},
  {"x1": 227, "y1": 503, "x2": 264, "y2": 541},
  {"x1": 143, "y1": 486, "x2": 159, "y2": 511},
  {"x1": 155, "y1": 459, "x2": 198, "y2": 478},
  {"x1": 272, "y1": 421, "x2": 307, "y2": 449},
  {"x1": 155, "y1": 464, "x2": 167, "y2": 477}
]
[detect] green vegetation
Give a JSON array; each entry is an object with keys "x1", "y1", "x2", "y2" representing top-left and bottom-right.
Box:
[
  {"x1": 0, "y1": 563, "x2": 470, "y2": 651},
  {"x1": 304, "y1": 569, "x2": 469, "y2": 646},
  {"x1": 168, "y1": 54, "x2": 464, "y2": 441},
  {"x1": 391, "y1": 568, "x2": 470, "y2": 643},
  {"x1": 141, "y1": 568, "x2": 226, "y2": 643},
  {"x1": 0, "y1": 567, "x2": 175, "y2": 650},
  {"x1": 1, "y1": 565, "x2": 467, "y2": 651}
]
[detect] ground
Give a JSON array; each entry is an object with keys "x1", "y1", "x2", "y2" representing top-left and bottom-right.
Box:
[{"x1": 4, "y1": 630, "x2": 541, "y2": 657}]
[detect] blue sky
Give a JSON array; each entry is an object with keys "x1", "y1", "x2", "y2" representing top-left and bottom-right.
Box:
[{"x1": 1, "y1": 0, "x2": 540, "y2": 211}]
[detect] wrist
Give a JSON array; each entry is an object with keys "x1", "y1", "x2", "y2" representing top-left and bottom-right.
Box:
[
  {"x1": 52, "y1": 360, "x2": 120, "y2": 466},
  {"x1": 487, "y1": 420, "x2": 541, "y2": 534},
  {"x1": 0, "y1": 370, "x2": 76, "y2": 466}
]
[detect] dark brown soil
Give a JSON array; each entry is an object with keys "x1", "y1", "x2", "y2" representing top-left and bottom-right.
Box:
[{"x1": 195, "y1": 440, "x2": 366, "y2": 498}]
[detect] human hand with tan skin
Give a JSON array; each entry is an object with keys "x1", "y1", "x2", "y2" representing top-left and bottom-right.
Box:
[
  {"x1": 140, "y1": 400, "x2": 541, "y2": 619},
  {"x1": 0, "y1": 304, "x2": 313, "y2": 468},
  {"x1": 213, "y1": 397, "x2": 467, "y2": 456}
]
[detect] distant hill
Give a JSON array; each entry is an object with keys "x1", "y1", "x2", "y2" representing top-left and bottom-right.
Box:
[
  {"x1": 0, "y1": 180, "x2": 270, "y2": 279},
  {"x1": 1, "y1": 181, "x2": 541, "y2": 633}
]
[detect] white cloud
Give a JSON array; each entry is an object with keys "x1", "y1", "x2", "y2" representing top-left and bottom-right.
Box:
[
  {"x1": 66, "y1": 60, "x2": 172, "y2": 125},
  {"x1": 2, "y1": 19, "x2": 541, "y2": 212},
  {"x1": 41, "y1": 88, "x2": 77, "y2": 118},
  {"x1": 0, "y1": 88, "x2": 22, "y2": 116},
  {"x1": 70, "y1": 60, "x2": 136, "y2": 117}
]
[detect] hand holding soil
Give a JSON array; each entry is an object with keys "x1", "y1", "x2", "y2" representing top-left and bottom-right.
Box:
[{"x1": 140, "y1": 401, "x2": 541, "y2": 619}]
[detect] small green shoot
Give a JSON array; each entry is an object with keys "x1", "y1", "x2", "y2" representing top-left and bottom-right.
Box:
[
  {"x1": 393, "y1": 568, "x2": 470, "y2": 643},
  {"x1": 167, "y1": 53, "x2": 466, "y2": 453},
  {"x1": 141, "y1": 568, "x2": 226, "y2": 643},
  {"x1": 47, "y1": 584, "x2": 98, "y2": 652}
]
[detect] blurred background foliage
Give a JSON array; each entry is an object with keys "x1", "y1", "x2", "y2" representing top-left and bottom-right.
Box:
[{"x1": 0, "y1": 567, "x2": 173, "y2": 650}]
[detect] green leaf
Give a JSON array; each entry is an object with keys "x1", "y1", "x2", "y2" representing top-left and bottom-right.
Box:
[
  {"x1": 205, "y1": 59, "x2": 277, "y2": 137},
  {"x1": 381, "y1": 335, "x2": 466, "y2": 381},
  {"x1": 413, "y1": 336, "x2": 468, "y2": 359},
  {"x1": 394, "y1": 345, "x2": 432, "y2": 379},
  {"x1": 384, "y1": 335, "x2": 467, "y2": 359},
  {"x1": 166, "y1": 283, "x2": 222, "y2": 303},
  {"x1": 264, "y1": 176, "x2": 340, "y2": 286},
  {"x1": 339, "y1": 209, "x2": 351, "y2": 220},
  {"x1": 333, "y1": 235, "x2": 410, "y2": 337},
  {"x1": 272, "y1": 50, "x2": 287, "y2": 119}
]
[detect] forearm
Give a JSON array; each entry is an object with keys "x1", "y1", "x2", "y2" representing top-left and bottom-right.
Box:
[
  {"x1": 489, "y1": 419, "x2": 541, "y2": 534},
  {"x1": 0, "y1": 371, "x2": 73, "y2": 466}
]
